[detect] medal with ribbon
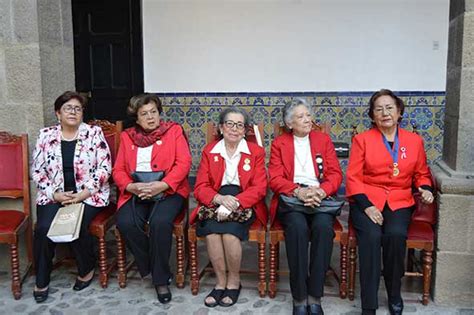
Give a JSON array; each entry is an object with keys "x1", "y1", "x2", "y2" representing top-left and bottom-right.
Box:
[{"x1": 382, "y1": 129, "x2": 400, "y2": 177}]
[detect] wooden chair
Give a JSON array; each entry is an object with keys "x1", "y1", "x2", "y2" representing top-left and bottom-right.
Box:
[
  {"x1": 347, "y1": 125, "x2": 437, "y2": 305},
  {"x1": 188, "y1": 122, "x2": 267, "y2": 297},
  {"x1": 268, "y1": 122, "x2": 349, "y2": 299},
  {"x1": 86, "y1": 119, "x2": 123, "y2": 288},
  {"x1": 0, "y1": 131, "x2": 33, "y2": 299}
]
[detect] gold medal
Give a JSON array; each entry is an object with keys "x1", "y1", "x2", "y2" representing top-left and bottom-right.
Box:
[
  {"x1": 244, "y1": 158, "x2": 250, "y2": 164},
  {"x1": 243, "y1": 164, "x2": 251, "y2": 171},
  {"x1": 393, "y1": 163, "x2": 399, "y2": 176},
  {"x1": 156, "y1": 140, "x2": 162, "y2": 145}
]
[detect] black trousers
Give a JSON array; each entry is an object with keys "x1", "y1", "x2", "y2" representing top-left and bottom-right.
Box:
[
  {"x1": 34, "y1": 203, "x2": 102, "y2": 288},
  {"x1": 116, "y1": 194, "x2": 184, "y2": 286},
  {"x1": 278, "y1": 210, "x2": 335, "y2": 301},
  {"x1": 350, "y1": 202, "x2": 413, "y2": 310}
]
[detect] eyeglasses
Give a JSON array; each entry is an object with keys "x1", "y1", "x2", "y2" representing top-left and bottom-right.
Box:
[
  {"x1": 373, "y1": 105, "x2": 396, "y2": 115},
  {"x1": 62, "y1": 105, "x2": 83, "y2": 114},
  {"x1": 224, "y1": 120, "x2": 246, "y2": 130}
]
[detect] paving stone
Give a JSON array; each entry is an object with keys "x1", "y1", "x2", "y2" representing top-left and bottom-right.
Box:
[
  {"x1": 48, "y1": 308, "x2": 63, "y2": 315},
  {"x1": 13, "y1": 304, "x2": 29, "y2": 312},
  {"x1": 54, "y1": 303, "x2": 69, "y2": 309},
  {"x1": 252, "y1": 299, "x2": 269, "y2": 308},
  {"x1": 266, "y1": 304, "x2": 282, "y2": 313},
  {"x1": 79, "y1": 299, "x2": 96, "y2": 308}
]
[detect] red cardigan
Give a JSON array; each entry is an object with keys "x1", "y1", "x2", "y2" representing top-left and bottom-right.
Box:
[
  {"x1": 346, "y1": 127, "x2": 432, "y2": 211},
  {"x1": 190, "y1": 140, "x2": 268, "y2": 226},
  {"x1": 268, "y1": 130, "x2": 343, "y2": 224},
  {"x1": 113, "y1": 124, "x2": 192, "y2": 210}
]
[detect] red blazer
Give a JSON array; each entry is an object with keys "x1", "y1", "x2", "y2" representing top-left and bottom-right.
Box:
[
  {"x1": 346, "y1": 127, "x2": 432, "y2": 211},
  {"x1": 113, "y1": 124, "x2": 192, "y2": 210},
  {"x1": 268, "y1": 130, "x2": 343, "y2": 224},
  {"x1": 190, "y1": 140, "x2": 268, "y2": 226}
]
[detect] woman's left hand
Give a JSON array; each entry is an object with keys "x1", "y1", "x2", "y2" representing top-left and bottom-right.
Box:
[
  {"x1": 62, "y1": 189, "x2": 91, "y2": 205},
  {"x1": 138, "y1": 181, "x2": 169, "y2": 200},
  {"x1": 418, "y1": 187, "x2": 434, "y2": 204},
  {"x1": 304, "y1": 187, "x2": 327, "y2": 207}
]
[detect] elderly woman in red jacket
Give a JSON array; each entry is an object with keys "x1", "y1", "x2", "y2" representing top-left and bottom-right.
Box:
[
  {"x1": 346, "y1": 89, "x2": 434, "y2": 315},
  {"x1": 269, "y1": 99, "x2": 342, "y2": 315},
  {"x1": 113, "y1": 93, "x2": 191, "y2": 304},
  {"x1": 190, "y1": 107, "x2": 267, "y2": 308}
]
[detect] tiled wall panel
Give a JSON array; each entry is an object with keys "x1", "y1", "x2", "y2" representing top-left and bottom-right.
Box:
[{"x1": 157, "y1": 92, "x2": 445, "y2": 174}]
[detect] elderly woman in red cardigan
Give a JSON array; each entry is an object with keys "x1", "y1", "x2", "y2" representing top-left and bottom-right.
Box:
[
  {"x1": 268, "y1": 98, "x2": 342, "y2": 315},
  {"x1": 113, "y1": 93, "x2": 191, "y2": 304},
  {"x1": 190, "y1": 107, "x2": 267, "y2": 308},
  {"x1": 346, "y1": 89, "x2": 434, "y2": 315}
]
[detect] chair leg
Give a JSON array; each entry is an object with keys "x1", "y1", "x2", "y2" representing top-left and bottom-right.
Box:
[
  {"x1": 10, "y1": 243, "x2": 21, "y2": 300},
  {"x1": 268, "y1": 242, "x2": 278, "y2": 299},
  {"x1": 258, "y1": 240, "x2": 266, "y2": 298},
  {"x1": 115, "y1": 229, "x2": 127, "y2": 288},
  {"x1": 421, "y1": 250, "x2": 433, "y2": 305},
  {"x1": 98, "y1": 236, "x2": 108, "y2": 288},
  {"x1": 348, "y1": 246, "x2": 357, "y2": 301},
  {"x1": 407, "y1": 248, "x2": 415, "y2": 272},
  {"x1": 189, "y1": 235, "x2": 199, "y2": 295},
  {"x1": 339, "y1": 242, "x2": 348, "y2": 299},
  {"x1": 175, "y1": 232, "x2": 185, "y2": 289},
  {"x1": 275, "y1": 242, "x2": 280, "y2": 282}
]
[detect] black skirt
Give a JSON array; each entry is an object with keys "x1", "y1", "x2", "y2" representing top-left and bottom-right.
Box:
[{"x1": 196, "y1": 185, "x2": 256, "y2": 241}]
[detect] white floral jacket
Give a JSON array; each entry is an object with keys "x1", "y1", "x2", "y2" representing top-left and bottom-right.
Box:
[{"x1": 31, "y1": 123, "x2": 112, "y2": 206}]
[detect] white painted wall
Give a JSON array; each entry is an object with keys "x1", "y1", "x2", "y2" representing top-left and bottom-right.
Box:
[{"x1": 143, "y1": 0, "x2": 449, "y2": 92}]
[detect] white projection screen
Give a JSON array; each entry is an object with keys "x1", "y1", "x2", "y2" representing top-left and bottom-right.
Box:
[{"x1": 142, "y1": 0, "x2": 449, "y2": 93}]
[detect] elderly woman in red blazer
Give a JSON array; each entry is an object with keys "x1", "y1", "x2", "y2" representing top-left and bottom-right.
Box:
[
  {"x1": 113, "y1": 94, "x2": 191, "y2": 304},
  {"x1": 346, "y1": 89, "x2": 434, "y2": 315},
  {"x1": 268, "y1": 99, "x2": 342, "y2": 315},
  {"x1": 190, "y1": 107, "x2": 267, "y2": 308}
]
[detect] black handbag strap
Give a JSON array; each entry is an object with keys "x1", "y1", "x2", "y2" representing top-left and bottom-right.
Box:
[{"x1": 132, "y1": 195, "x2": 159, "y2": 236}]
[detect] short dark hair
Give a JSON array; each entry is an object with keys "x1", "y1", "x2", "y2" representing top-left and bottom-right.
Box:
[
  {"x1": 54, "y1": 91, "x2": 87, "y2": 112},
  {"x1": 127, "y1": 93, "x2": 163, "y2": 120},
  {"x1": 368, "y1": 89, "x2": 405, "y2": 122},
  {"x1": 218, "y1": 107, "x2": 251, "y2": 126}
]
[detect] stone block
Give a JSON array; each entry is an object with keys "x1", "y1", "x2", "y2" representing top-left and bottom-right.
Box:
[
  {"x1": 447, "y1": 14, "x2": 464, "y2": 70},
  {"x1": 433, "y1": 251, "x2": 474, "y2": 307},
  {"x1": 450, "y1": 0, "x2": 466, "y2": 21},
  {"x1": 437, "y1": 193, "x2": 474, "y2": 252},
  {"x1": 12, "y1": 0, "x2": 39, "y2": 44},
  {"x1": 0, "y1": 103, "x2": 28, "y2": 134},
  {"x1": 437, "y1": 194, "x2": 474, "y2": 253},
  {"x1": 0, "y1": 48, "x2": 6, "y2": 105},
  {"x1": 37, "y1": 0, "x2": 62, "y2": 45},
  {"x1": 0, "y1": 0, "x2": 12, "y2": 44},
  {"x1": 4, "y1": 45, "x2": 42, "y2": 102},
  {"x1": 442, "y1": 118, "x2": 459, "y2": 169},
  {"x1": 463, "y1": 12, "x2": 474, "y2": 67},
  {"x1": 61, "y1": 0, "x2": 73, "y2": 46},
  {"x1": 468, "y1": 0, "x2": 474, "y2": 12}
]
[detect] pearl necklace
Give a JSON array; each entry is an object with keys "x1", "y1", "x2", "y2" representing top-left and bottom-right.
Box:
[{"x1": 61, "y1": 130, "x2": 79, "y2": 141}]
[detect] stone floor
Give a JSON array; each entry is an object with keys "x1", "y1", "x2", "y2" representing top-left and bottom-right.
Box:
[
  {"x1": 1, "y1": 198, "x2": 473, "y2": 314},
  {"x1": 1, "y1": 239, "x2": 473, "y2": 315}
]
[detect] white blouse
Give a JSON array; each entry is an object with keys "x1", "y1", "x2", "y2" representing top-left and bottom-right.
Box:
[
  {"x1": 210, "y1": 138, "x2": 251, "y2": 186},
  {"x1": 293, "y1": 134, "x2": 320, "y2": 187},
  {"x1": 136, "y1": 145, "x2": 153, "y2": 172}
]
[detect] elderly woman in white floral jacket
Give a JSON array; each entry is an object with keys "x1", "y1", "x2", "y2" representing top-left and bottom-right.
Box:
[{"x1": 31, "y1": 91, "x2": 112, "y2": 303}]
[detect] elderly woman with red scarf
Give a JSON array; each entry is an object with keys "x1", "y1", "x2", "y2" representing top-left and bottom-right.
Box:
[{"x1": 113, "y1": 94, "x2": 192, "y2": 304}]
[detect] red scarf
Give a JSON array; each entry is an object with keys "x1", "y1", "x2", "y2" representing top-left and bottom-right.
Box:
[{"x1": 125, "y1": 121, "x2": 178, "y2": 148}]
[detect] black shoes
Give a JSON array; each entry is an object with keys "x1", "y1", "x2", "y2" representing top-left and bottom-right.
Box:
[
  {"x1": 73, "y1": 275, "x2": 94, "y2": 291},
  {"x1": 388, "y1": 299, "x2": 404, "y2": 315},
  {"x1": 292, "y1": 304, "x2": 307, "y2": 315},
  {"x1": 155, "y1": 285, "x2": 172, "y2": 304},
  {"x1": 308, "y1": 303, "x2": 324, "y2": 315},
  {"x1": 33, "y1": 288, "x2": 49, "y2": 303}
]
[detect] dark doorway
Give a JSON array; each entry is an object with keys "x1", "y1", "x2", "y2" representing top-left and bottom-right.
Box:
[{"x1": 72, "y1": 0, "x2": 143, "y2": 121}]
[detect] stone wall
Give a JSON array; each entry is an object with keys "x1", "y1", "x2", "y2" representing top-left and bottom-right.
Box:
[{"x1": 0, "y1": 0, "x2": 75, "y2": 270}]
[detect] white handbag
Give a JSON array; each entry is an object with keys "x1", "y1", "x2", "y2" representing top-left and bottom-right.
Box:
[{"x1": 47, "y1": 203, "x2": 85, "y2": 243}]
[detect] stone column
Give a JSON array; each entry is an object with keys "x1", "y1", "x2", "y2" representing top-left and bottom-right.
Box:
[
  {"x1": 432, "y1": 0, "x2": 474, "y2": 306},
  {"x1": 0, "y1": 0, "x2": 75, "y2": 270}
]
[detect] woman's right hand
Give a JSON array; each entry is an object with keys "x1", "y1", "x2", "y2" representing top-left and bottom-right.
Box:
[
  {"x1": 126, "y1": 183, "x2": 148, "y2": 197},
  {"x1": 53, "y1": 191, "x2": 74, "y2": 204},
  {"x1": 214, "y1": 194, "x2": 240, "y2": 212},
  {"x1": 364, "y1": 206, "x2": 383, "y2": 225}
]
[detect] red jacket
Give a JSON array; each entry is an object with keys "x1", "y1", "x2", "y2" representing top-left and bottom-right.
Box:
[
  {"x1": 346, "y1": 127, "x2": 432, "y2": 211},
  {"x1": 113, "y1": 124, "x2": 192, "y2": 210},
  {"x1": 190, "y1": 140, "x2": 268, "y2": 226},
  {"x1": 268, "y1": 130, "x2": 343, "y2": 224}
]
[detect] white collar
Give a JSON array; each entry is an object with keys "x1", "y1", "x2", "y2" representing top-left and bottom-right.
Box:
[{"x1": 210, "y1": 138, "x2": 251, "y2": 156}]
